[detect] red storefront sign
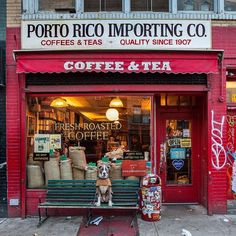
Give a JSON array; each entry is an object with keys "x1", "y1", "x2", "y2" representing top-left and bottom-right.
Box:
[
  {"x1": 122, "y1": 160, "x2": 147, "y2": 176},
  {"x1": 14, "y1": 51, "x2": 219, "y2": 74}
]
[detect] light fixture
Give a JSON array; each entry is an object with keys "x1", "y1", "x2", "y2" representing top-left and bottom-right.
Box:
[
  {"x1": 109, "y1": 97, "x2": 123, "y2": 108},
  {"x1": 106, "y1": 108, "x2": 119, "y2": 121},
  {"x1": 50, "y1": 98, "x2": 68, "y2": 108}
]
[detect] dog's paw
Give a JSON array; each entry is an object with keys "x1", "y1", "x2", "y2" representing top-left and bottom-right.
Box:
[
  {"x1": 95, "y1": 202, "x2": 101, "y2": 207},
  {"x1": 108, "y1": 201, "x2": 113, "y2": 207}
]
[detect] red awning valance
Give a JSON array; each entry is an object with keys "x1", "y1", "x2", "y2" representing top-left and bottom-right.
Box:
[{"x1": 14, "y1": 50, "x2": 220, "y2": 74}]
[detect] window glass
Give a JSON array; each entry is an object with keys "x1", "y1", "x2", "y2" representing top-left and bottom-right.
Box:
[
  {"x1": 161, "y1": 95, "x2": 196, "y2": 107},
  {"x1": 178, "y1": 0, "x2": 214, "y2": 11},
  {"x1": 39, "y1": 0, "x2": 75, "y2": 11},
  {"x1": 227, "y1": 81, "x2": 236, "y2": 103},
  {"x1": 84, "y1": 0, "x2": 122, "y2": 12},
  {"x1": 225, "y1": 0, "x2": 236, "y2": 11},
  {"x1": 26, "y1": 95, "x2": 151, "y2": 188},
  {"x1": 131, "y1": 0, "x2": 169, "y2": 11},
  {"x1": 165, "y1": 119, "x2": 192, "y2": 185}
]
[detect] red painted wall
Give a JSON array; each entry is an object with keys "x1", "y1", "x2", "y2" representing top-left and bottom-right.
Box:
[
  {"x1": 213, "y1": 26, "x2": 236, "y2": 66},
  {"x1": 6, "y1": 27, "x2": 22, "y2": 217},
  {"x1": 213, "y1": 25, "x2": 236, "y2": 206}
]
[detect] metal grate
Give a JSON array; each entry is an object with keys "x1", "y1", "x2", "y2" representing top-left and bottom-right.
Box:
[{"x1": 26, "y1": 72, "x2": 207, "y2": 86}]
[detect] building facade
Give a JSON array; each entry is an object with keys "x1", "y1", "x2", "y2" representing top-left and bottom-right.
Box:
[
  {"x1": 0, "y1": 0, "x2": 6, "y2": 218},
  {"x1": 6, "y1": 0, "x2": 236, "y2": 217}
]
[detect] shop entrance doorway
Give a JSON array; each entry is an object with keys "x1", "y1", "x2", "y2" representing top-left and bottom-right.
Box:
[{"x1": 158, "y1": 111, "x2": 200, "y2": 203}]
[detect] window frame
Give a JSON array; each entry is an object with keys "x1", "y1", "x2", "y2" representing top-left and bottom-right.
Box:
[
  {"x1": 176, "y1": 0, "x2": 218, "y2": 13},
  {"x1": 22, "y1": 0, "x2": 236, "y2": 14},
  {"x1": 83, "y1": 0, "x2": 125, "y2": 12},
  {"x1": 130, "y1": 0, "x2": 172, "y2": 13},
  {"x1": 222, "y1": 0, "x2": 236, "y2": 13}
]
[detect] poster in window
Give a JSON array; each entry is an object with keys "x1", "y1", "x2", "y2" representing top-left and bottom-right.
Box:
[
  {"x1": 34, "y1": 134, "x2": 50, "y2": 153},
  {"x1": 50, "y1": 134, "x2": 61, "y2": 150}
]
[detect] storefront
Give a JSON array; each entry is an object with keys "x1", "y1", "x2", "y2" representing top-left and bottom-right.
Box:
[{"x1": 7, "y1": 19, "x2": 228, "y2": 217}]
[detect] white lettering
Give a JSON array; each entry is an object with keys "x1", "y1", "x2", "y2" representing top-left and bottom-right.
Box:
[
  {"x1": 74, "y1": 62, "x2": 85, "y2": 70},
  {"x1": 162, "y1": 61, "x2": 171, "y2": 71},
  {"x1": 114, "y1": 62, "x2": 124, "y2": 71},
  {"x1": 64, "y1": 61, "x2": 74, "y2": 70},
  {"x1": 152, "y1": 62, "x2": 161, "y2": 70},
  {"x1": 142, "y1": 62, "x2": 152, "y2": 70},
  {"x1": 64, "y1": 61, "x2": 171, "y2": 72},
  {"x1": 104, "y1": 62, "x2": 113, "y2": 70}
]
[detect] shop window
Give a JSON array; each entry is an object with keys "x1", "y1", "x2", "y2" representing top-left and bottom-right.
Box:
[
  {"x1": 26, "y1": 95, "x2": 151, "y2": 189},
  {"x1": 226, "y1": 69, "x2": 236, "y2": 104},
  {"x1": 131, "y1": 0, "x2": 169, "y2": 12},
  {"x1": 39, "y1": 0, "x2": 75, "y2": 12},
  {"x1": 178, "y1": 0, "x2": 214, "y2": 11},
  {"x1": 161, "y1": 95, "x2": 195, "y2": 107},
  {"x1": 84, "y1": 0, "x2": 122, "y2": 12},
  {"x1": 225, "y1": 0, "x2": 236, "y2": 11},
  {"x1": 227, "y1": 82, "x2": 236, "y2": 103}
]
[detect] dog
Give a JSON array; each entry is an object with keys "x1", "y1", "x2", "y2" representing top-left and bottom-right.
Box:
[{"x1": 95, "y1": 161, "x2": 113, "y2": 207}]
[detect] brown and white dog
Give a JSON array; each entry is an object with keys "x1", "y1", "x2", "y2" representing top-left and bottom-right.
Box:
[{"x1": 96, "y1": 161, "x2": 113, "y2": 207}]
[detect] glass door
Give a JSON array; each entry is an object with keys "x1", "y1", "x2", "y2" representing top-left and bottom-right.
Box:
[{"x1": 159, "y1": 114, "x2": 199, "y2": 203}]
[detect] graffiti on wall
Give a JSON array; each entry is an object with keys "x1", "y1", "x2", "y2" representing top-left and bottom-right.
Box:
[
  {"x1": 211, "y1": 110, "x2": 227, "y2": 170},
  {"x1": 226, "y1": 115, "x2": 236, "y2": 199}
]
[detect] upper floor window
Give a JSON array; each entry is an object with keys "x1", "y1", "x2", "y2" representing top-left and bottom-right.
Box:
[
  {"x1": 178, "y1": 0, "x2": 214, "y2": 11},
  {"x1": 225, "y1": 0, "x2": 236, "y2": 11},
  {"x1": 131, "y1": 0, "x2": 169, "y2": 12},
  {"x1": 84, "y1": 0, "x2": 122, "y2": 12},
  {"x1": 39, "y1": 0, "x2": 75, "y2": 12}
]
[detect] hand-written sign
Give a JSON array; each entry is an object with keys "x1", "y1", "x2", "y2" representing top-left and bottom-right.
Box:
[
  {"x1": 33, "y1": 153, "x2": 50, "y2": 161},
  {"x1": 123, "y1": 151, "x2": 144, "y2": 160}
]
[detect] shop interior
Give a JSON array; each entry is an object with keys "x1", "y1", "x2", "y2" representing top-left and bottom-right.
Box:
[{"x1": 26, "y1": 95, "x2": 151, "y2": 188}]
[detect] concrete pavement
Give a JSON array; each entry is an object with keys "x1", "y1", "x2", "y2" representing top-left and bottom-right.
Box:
[
  {"x1": 138, "y1": 205, "x2": 236, "y2": 236},
  {"x1": 0, "y1": 205, "x2": 236, "y2": 236}
]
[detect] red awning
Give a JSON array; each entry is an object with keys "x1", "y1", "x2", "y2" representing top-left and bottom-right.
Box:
[{"x1": 14, "y1": 50, "x2": 220, "y2": 74}]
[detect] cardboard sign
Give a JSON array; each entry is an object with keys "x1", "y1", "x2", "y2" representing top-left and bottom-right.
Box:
[
  {"x1": 122, "y1": 160, "x2": 146, "y2": 176},
  {"x1": 180, "y1": 139, "x2": 191, "y2": 148}
]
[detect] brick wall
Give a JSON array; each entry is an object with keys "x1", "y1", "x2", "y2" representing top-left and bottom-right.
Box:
[
  {"x1": 207, "y1": 72, "x2": 227, "y2": 214},
  {"x1": 7, "y1": 0, "x2": 21, "y2": 27},
  {"x1": 6, "y1": 27, "x2": 21, "y2": 217},
  {"x1": 0, "y1": 0, "x2": 7, "y2": 218},
  {"x1": 213, "y1": 26, "x2": 236, "y2": 66}
]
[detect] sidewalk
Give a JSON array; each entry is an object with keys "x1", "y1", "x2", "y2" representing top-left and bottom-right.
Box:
[
  {"x1": 138, "y1": 205, "x2": 236, "y2": 236},
  {"x1": 0, "y1": 205, "x2": 236, "y2": 236}
]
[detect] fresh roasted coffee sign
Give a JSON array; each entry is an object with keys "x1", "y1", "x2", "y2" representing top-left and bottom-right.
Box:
[
  {"x1": 55, "y1": 122, "x2": 122, "y2": 141},
  {"x1": 21, "y1": 19, "x2": 211, "y2": 50}
]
